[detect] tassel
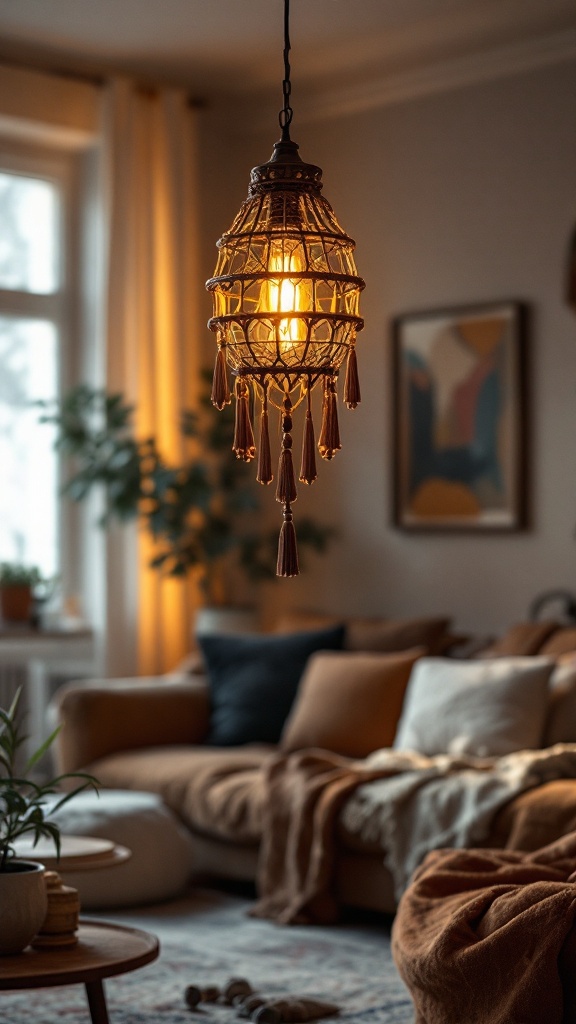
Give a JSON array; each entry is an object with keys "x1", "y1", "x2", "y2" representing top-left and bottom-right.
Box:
[
  {"x1": 344, "y1": 345, "x2": 361, "y2": 409},
  {"x1": 299, "y1": 388, "x2": 317, "y2": 484},
  {"x1": 276, "y1": 447, "x2": 297, "y2": 503},
  {"x1": 318, "y1": 378, "x2": 341, "y2": 460},
  {"x1": 277, "y1": 506, "x2": 299, "y2": 577},
  {"x1": 232, "y1": 379, "x2": 255, "y2": 462},
  {"x1": 256, "y1": 387, "x2": 273, "y2": 485},
  {"x1": 211, "y1": 344, "x2": 230, "y2": 410},
  {"x1": 276, "y1": 395, "x2": 298, "y2": 503}
]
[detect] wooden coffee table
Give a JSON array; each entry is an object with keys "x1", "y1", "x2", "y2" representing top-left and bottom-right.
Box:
[{"x1": 0, "y1": 920, "x2": 159, "y2": 1024}]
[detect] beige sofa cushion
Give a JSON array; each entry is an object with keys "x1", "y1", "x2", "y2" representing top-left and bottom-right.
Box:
[
  {"x1": 539, "y1": 627, "x2": 576, "y2": 657},
  {"x1": 479, "y1": 621, "x2": 560, "y2": 657},
  {"x1": 54, "y1": 678, "x2": 210, "y2": 774},
  {"x1": 281, "y1": 649, "x2": 422, "y2": 758},
  {"x1": 274, "y1": 611, "x2": 451, "y2": 655},
  {"x1": 346, "y1": 617, "x2": 449, "y2": 655},
  {"x1": 544, "y1": 654, "x2": 576, "y2": 746},
  {"x1": 88, "y1": 745, "x2": 271, "y2": 845}
]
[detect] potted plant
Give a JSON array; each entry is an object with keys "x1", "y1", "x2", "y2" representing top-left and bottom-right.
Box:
[
  {"x1": 38, "y1": 373, "x2": 334, "y2": 617},
  {"x1": 0, "y1": 688, "x2": 97, "y2": 954},
  {"x1": 0, "y1": 563, "x2": 43, "y2": 624}
]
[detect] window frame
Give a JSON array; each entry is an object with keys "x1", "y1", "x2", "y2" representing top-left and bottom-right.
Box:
[{"x1": 0, "y1": 138, "x2": 85, "y2": 606}]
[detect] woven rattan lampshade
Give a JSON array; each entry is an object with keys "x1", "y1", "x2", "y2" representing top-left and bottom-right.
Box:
[{"x1": 206, "y1": 2, "x2": 365, "y2": 577}]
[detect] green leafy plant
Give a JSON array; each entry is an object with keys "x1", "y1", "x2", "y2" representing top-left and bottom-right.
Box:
[
  {"x1": 0, "y1": 689, "x2": 98, "y2": 871},
  {"x1": 39, "y1": 373, "x2": 334, "y2": 605},
  {"x1": 0, "y1": 563, "x2": 43, "y2": 587}
]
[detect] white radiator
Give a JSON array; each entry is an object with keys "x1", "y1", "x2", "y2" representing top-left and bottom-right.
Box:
[
  {"x1": 0, "y1": 663, "x2": 28, "y2": 714},
  {"x1": 0, "y1": 666, "x2": 33, "y2": 771}
]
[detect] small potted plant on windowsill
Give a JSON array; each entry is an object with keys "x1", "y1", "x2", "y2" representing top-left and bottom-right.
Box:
[
  {"x1": 0, "y1": 688, "x2": 98, "y2": 955},
  {"x1": 0, "y1": 563, "x2": 43, "y2": 625}
]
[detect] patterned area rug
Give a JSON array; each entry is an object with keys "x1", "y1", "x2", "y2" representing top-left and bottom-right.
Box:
[{"x1": 0, "y1": 886, "x2": 414, "y2": 1023}]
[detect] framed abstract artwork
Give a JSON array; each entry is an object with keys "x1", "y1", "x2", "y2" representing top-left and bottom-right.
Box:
[{"x1": 392, "y1": 301, "x2": 527, "y2": 531}]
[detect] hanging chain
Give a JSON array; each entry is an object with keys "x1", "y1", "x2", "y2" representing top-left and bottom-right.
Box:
[{"x1": 278, "y1": 0, "x2": 293, "y2": 140}]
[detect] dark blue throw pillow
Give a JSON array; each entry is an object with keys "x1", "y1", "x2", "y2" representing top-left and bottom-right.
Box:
[{"x1": 198, "y1": 624, "x2": 346, "y2": 746}]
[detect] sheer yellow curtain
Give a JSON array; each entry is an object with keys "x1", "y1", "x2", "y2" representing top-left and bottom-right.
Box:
[{"x1": 101, "y1": 78, "x2": 202, "y2": 675}]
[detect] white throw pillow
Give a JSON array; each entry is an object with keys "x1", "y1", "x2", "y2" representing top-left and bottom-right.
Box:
[{"x1": 393, "y1": 656, "x2": 554, "y2": 757}]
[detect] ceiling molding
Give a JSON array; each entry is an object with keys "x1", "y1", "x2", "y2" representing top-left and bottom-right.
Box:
[{"x1": 247, "y1": 28, "x2": 576, "y2": 130}]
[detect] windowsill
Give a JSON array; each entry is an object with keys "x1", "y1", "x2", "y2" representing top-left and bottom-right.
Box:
[{"x1": 0, "y1": 622, "x2": 93, "y2": 639}]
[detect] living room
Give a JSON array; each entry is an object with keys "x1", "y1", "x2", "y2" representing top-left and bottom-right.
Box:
[
  {"x1": 1, "y1": 0, "x2": 575, "y2": 678},
  {"x1": 1, "y1": 2, "x2": 576, "y2": 1022}
]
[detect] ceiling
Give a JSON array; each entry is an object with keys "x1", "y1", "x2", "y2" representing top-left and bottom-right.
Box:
[{"x1": 0, "y1": 0, "x2": 574, "y2": 100}]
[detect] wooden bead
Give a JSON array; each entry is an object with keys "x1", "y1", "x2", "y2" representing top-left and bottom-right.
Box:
[
  {"x1": 184, "y1": 984, "x2": 221, "y2": 1008},
  {"x1": 184, "y1": 985, "x2": 202, "y2": 1008},
  {"x1": 31, "y1": 871, "x2": 80, "y2": 949},
  {"x1": 223, "y1": 976, "x2": 254, "y2": 1004}
]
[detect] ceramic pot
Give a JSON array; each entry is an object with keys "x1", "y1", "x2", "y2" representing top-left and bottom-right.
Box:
[
  {"x1": 0, "y1": 585, "x2": 33, "y2": 623},
  {"x1": 0, "y1": 860, "x2": 48, "y2": 955}
]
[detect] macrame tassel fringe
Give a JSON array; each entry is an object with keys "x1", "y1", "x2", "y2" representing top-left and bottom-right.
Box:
[
  {"x1": 277, "y1": 507, "x2": 299, "y2": 577},
  {"x1": 277, "y1": 448, "x2": 297, "y2": 503},
  {"x1": 318, "y1": 379, "x2": 341, "y2": 460},
  {"x1": 344, "y1": 346, "x2": 361, "y2": 409},
  {"x1": 256, "y1": 390, "x2": 273, "y2": 485},
  {"x1": 232, "y1": 379, "x2": 255, "y2": 462},
  {"x1": 211, "y1": 345, "x2": 230, "y2": 410},
  {"x1": 276, "y1": 396, "x2": 297, "y2": 503},
  {"x1": 299, "y1": 391, "x2": 317, "y2": 485}
]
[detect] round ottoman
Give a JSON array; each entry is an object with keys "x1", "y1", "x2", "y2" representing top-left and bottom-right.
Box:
[{"x1": 46, "y1": 790, "x2": 195, "y2": 909}]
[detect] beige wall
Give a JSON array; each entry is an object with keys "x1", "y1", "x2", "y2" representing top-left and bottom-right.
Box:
[{"x1": 199, "y1": 59, "x2": 576, "y2": 634}]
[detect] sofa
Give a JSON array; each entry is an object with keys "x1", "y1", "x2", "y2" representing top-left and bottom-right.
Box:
[{"x1": 51, "y1": 612, "x2": 576, "y2": 919}]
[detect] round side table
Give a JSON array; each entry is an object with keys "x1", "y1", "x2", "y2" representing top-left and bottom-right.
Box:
[
  {"x1": 0, "y1": 920, "x2": 159, "y2": 1024},
  {"x1": 13, "y1": 835, "x2": 131, "y2": 872}
]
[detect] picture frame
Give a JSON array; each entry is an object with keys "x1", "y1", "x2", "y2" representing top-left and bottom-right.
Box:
[{"x1": 392, "y1": 301, "x2": 527, "y2": 532}]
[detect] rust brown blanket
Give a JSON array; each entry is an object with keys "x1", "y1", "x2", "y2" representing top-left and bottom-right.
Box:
[
  {"x1": 392, "y1": 831, "x2": 576, "y2": 1024},
  {"x1": 250, "y1": 746, "x2": 576, "y2": 926},
  {"x1": 250, "y1": 749, "x2": 392, "y2": 924}
]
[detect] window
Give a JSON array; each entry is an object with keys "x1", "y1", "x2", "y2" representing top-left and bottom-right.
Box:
[{"x1": 0, "y1": 145, "x2": 81, "y2": 584}]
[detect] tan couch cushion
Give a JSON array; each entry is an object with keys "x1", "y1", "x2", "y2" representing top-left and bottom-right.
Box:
[
  {"x1": 479, "y1": 621, "x2": 559, "y2": 657},
  {"x1": 488, "y1": 778, "x2": 576, "y2": 852},
  {"x1": 543, "y1": 654, "x2": 576, "y2": 746},
  {"x1": 274, "y1": 610, "x2": 451, "y2": 655},
  {"x1": 274, "y1": 610, "x2": 341, "y2": 634},
  {"x1": 345, "y1": 617, "x2": 449, "y2": 655},
  {"x1": 539, "y1": 627, "x2": 576, "y2": 657},
  {"x1": 88, "y1": 745, "x2": 271, "y2": 845},
  {"x1": 280, "y1": 648, "x2": 422, "y2": 758},
  {"x1": 54, "y1": 679, "x2": 210, "y2": 774}
]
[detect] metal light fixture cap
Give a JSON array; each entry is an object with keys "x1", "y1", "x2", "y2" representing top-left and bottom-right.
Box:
[{"x1": 249, "y1": 139, "x2": 323, "y2": 196}]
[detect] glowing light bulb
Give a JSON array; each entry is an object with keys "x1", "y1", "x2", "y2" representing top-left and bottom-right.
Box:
[{"x1": 264, "y1": 244, "x2": 310, "y2": 348}]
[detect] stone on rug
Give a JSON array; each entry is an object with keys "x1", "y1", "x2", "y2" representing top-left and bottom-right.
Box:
[{"x1": 0, "y1": 886, "x2": 413, "y2": 1023}]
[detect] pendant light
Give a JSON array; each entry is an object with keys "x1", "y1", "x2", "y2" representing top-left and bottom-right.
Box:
[{"x1": 206, "y1": 0, "x2": 365, "y2": 577}]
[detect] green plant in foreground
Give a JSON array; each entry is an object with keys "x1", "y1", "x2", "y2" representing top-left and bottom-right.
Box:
[{"x1": 0, "y1": 689, "x2": 98, "y2": 871}]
